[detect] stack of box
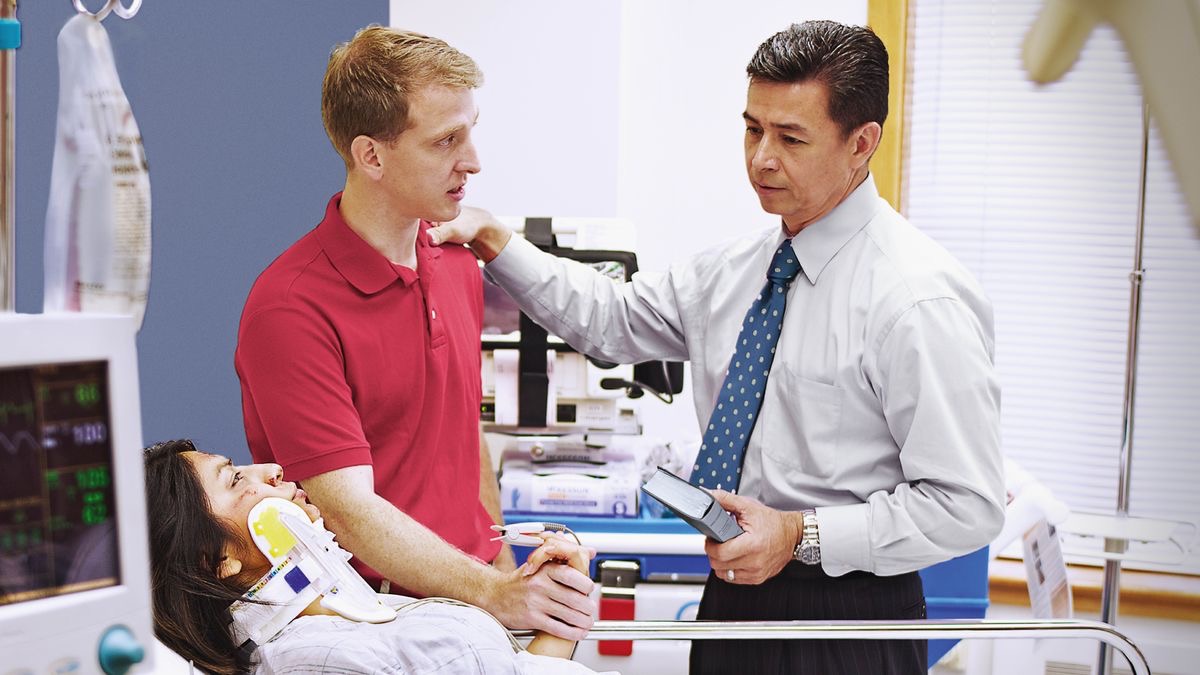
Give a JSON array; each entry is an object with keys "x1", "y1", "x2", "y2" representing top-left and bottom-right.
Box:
[{"x1": 498, "y1": 438, "x2": 640, "y2": 518}]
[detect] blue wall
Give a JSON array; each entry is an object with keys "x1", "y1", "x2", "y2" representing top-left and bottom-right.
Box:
[{"x1": 15, "y1": 3, "x2": 388, "y2": 463}]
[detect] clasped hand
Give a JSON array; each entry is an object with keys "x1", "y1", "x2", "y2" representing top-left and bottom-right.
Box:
[
  {"x1": 492, "y1": 533, "x2": 598, "y2": 641},
  {"x1": 704, "y1": 490, "x2": 798, "y2": 586}
]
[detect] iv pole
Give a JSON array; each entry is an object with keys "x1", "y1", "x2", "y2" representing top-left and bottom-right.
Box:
[
  {"x1": 1096, "y1": 100, "x2": 1151, "y2": 675},
  {"x1": 0, "y1": 0, "x2": 15, "y2": 312},
  {"x1": 0, "y1": 0, "x2": 139, "y2": 313}
]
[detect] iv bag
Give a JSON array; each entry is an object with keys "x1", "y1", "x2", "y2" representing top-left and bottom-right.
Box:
[{"x1": 43, "y1": 14, "x2": 151, "y2": 328}]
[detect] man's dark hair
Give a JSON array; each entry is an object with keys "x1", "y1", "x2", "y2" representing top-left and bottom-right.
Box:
[{"x1": 747, "y1": 20, "x2": 889, "y2": 136}]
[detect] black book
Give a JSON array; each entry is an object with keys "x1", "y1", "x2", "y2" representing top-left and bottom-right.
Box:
[{"x1": 641, "y1": 467, "x2": 744, "y2": 543}]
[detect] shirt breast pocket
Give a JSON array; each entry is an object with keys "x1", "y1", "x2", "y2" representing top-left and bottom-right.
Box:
[{"x1": 760, "y1": 369, "x2": 844, "y2": 480}]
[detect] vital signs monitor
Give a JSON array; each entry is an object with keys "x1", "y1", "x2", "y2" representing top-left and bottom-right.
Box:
[{"x1": 0, "y1": 313, "x2": 153, "y2": 674}]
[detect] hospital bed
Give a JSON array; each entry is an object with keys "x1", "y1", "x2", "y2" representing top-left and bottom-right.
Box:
[{"x1": 147, "y1": 617, "x2": 1153, "y2": 675}]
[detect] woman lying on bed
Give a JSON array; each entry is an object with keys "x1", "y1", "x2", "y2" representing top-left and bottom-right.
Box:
[{"x1": 144, "y1": 439, "x2": 603, "y2": 675}]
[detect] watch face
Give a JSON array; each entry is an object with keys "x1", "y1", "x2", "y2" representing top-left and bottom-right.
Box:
[{"x1": 801, "y1": 544, "x2": 821, "y2": 565}]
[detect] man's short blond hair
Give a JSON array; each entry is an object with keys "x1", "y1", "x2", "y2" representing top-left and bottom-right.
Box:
[{"x1": 322, "y1": 26, "x2": 483, "y2": 168}]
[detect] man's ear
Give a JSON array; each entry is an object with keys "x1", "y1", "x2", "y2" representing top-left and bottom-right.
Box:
[
  {"x1": 217, "y1": 553, "x2": 243, "y2": 580},
  {"x1": 350, "y1": 135, "x2": 384, "y2": 180},
  {"x1": 850, "y1": 121, "x2": 883, "y2": 168}
]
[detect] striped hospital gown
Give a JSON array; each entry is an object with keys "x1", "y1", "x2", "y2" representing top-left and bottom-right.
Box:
[{"x1": 252, "y1": 595, "x2": 606, "y2": 675}]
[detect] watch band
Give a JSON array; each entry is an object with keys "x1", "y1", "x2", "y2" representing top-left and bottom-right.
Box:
[{"x1": 793, "y1": 508, "x2": 821, "y2": 565}]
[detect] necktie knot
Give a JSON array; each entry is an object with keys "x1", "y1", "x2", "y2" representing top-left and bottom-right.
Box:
[{"x1": 766, "y1": 239, "x2": 802, "y2": 287}]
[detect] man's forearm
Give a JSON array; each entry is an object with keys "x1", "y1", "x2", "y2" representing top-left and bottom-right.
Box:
[{"x1": 321, "y1": 490, "x2": 502, "y2": 607}]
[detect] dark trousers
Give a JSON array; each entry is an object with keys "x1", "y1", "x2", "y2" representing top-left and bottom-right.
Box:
[{"x1": 689, "y1": 561, "x2": 928, "y2": 675}]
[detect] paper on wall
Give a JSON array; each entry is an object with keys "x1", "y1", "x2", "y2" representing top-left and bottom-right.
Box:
[{"x1": 1022, "y1": 518, "x2": 1073, "y2": 619}]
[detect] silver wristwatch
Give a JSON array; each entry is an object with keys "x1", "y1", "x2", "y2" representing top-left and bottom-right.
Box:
[{"x1": 793, "y1": 508, "x2": 821, "y2": 565}]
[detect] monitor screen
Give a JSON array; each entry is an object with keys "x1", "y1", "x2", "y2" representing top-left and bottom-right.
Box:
[{"x1": 0, "y1": 361, "x2": 120, "y2": 607}]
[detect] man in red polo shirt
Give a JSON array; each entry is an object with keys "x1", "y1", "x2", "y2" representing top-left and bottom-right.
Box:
[{"x1": 234, "y1": 26, "x2": 596, "y2": 640}]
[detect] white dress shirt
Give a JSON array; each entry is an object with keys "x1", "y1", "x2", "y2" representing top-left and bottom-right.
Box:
[{"x1": 485, "y1": 175, "x2": 1005, "y2": 576}]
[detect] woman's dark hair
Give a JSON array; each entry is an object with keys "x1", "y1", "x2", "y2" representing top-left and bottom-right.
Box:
[
  {"x1": 747, "y1": 20, "x2": 889, "y2": 136},
  {"x1": 144, "y1": 439, "x2": 253, "y2": 675}
]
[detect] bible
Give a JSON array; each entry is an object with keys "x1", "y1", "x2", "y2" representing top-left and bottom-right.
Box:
[{"x1": 641, "y1": 467, "x2": 744, "y2": 543}]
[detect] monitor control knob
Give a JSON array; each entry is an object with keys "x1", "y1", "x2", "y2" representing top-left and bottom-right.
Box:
[{"x1": 98, "y1": 625, "x2": 145, "y2": 675}]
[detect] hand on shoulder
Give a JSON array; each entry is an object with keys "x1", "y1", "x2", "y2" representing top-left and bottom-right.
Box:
[{"x1": 427, "y1": 205, "x2": 512, "y2": 262}]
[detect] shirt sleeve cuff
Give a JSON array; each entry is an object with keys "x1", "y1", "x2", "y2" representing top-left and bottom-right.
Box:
[
  {"x1": 484, "y1": 233, "x2": 540, "y2": 292},
  {"x1": 815, "y1": 502, "x2": 872, "y2": 576}
]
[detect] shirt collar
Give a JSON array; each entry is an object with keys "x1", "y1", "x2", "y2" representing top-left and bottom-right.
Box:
[
  {"x1": 786, "y1": 173, "x2": 882, "y2": 286},
  {"x1": 314, "y1": 193, "x2": 441, "y2": 294}
]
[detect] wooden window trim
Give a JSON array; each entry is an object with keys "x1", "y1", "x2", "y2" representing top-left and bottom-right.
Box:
[
  {"x1": 867, "y1": 0, "x2": 909, "y2": 213},
  {"x1": 990, "y1": 557, "x2": 1200, "y2": 622}
]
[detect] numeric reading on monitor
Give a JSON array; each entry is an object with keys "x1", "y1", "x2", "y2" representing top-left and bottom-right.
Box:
[{"x1": 0, "y1": 362, "x2": 119, "y2": 606}]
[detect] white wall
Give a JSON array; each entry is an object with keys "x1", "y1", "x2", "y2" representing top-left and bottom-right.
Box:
[
  {"x1": 390, "y1": 2, "x2": 623, "y2": 218},
  {"x1": 614, "y1": 1, "x2": 866, "y2": 267},
  {"x1": 392, "y1": 1, "x2": 868, "y2": 440}
]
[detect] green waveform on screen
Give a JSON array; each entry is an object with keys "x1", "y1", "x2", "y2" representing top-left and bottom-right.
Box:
[{"x1": 0, "y1": 401, "x2": 35, "y2": 425}]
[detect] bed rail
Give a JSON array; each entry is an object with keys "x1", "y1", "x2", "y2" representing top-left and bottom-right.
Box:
[{"x1": 580, "y1": 618, "x2": 1150, "y2": 675}]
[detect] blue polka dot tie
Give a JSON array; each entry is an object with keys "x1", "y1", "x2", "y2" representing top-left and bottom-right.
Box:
[{"x1": 691, "y1": 239, "x2": 802, "y2": 492}]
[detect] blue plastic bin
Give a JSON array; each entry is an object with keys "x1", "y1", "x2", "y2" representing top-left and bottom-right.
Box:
[{"x1": 919, "y1": 546, "x2": 991, "y2": 664}]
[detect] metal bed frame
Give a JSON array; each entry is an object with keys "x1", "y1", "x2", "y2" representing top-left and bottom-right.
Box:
[{"x1": 579, "y1": 618, "x2": 1151, "y2": 675}]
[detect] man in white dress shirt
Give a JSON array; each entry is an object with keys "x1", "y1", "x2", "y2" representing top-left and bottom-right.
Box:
[{"x1": 431, "y1": 20, "x2": 1004, "y2": 675}]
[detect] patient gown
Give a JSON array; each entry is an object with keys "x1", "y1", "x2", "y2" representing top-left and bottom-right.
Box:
[{"x1": 251, "y1": 594, "x2": 606, "y2": 674}]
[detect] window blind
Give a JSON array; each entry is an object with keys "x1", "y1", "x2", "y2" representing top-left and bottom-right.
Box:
[{"x1": 905, "y1": 0, "x2": 1200, "y2": 573}]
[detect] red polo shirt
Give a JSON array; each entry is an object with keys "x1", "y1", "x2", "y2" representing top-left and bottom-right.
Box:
[{"x1": 235, "y1": 193, "x2": 499, "y2": 589}]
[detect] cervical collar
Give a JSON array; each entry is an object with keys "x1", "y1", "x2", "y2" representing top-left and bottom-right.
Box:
[{"x1": 229, "y1": 497, "x2": 396, "y2": 648}]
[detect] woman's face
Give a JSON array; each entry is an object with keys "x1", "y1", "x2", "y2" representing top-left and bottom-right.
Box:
[{"x1": 183, "y1": 451, "x2": 320, "y2": 572}]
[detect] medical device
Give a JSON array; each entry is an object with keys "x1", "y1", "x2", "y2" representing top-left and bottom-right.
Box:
[
  {"x1": 489, "y1": 521, "x2": 578, "y2": 547},
  {"x1": 640, "y1": 467, "x2": 744, "y2": 543},
  {"x1": 0, "y1": 313, "x2": 153, "y2": 674},
  {"x1": 230, "y1": 496, "x2": 396, "y2": 648},
  {"x1": 480, "y1": 216, "x2": 683, "y2": 435},
  {"x1": 483, "y1": 217, "x2": 686, "y2": 522}
]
